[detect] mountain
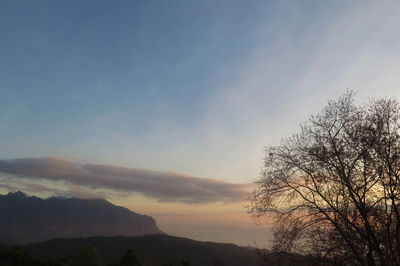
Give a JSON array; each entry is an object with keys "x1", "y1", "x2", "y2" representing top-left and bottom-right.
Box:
[
  {"x1": 26, "y1": 235, "x2": 261, "y2": 266},
  {"x1": 0, "y1": 192, "x2": 163, "y2": 244}
]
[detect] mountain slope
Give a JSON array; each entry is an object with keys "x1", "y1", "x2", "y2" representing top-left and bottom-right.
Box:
[
  {"x1": 0, "y1": 192, "x2": 163, "y2": 244},
  {"x1": 27, "y1": 234, "x2": 261, "y2": 266}
]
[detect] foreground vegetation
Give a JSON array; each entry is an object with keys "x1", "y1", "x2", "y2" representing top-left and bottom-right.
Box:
[
  {"x1": 0, "y1": 235, "x2": 260, "y2": 266},
  {"x1": 0, "y1": 244, "x2": 163, "y2": 266}
]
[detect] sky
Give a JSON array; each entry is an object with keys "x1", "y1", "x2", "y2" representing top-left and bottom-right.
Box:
[{"x1": 1, "y1": 0, "x2": 400, "y2": 246}]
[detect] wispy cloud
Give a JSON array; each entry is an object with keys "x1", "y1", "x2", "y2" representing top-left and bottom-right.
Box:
[{"x1": 0, "y1": 157, "x2": 249, "y2": 203}]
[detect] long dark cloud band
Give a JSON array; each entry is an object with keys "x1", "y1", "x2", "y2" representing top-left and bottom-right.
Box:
[{"x1": 0, "y1": 158, "x2": 249, "y2": 203}]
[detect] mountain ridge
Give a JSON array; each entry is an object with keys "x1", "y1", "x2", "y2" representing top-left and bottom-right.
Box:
[{"x1": 0, "y1": 191, "x2": 163, "y2": 244}]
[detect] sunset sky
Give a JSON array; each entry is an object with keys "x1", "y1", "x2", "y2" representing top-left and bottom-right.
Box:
[{"x1": 1, "y1": 0, "x2": 400, "y2": 246}]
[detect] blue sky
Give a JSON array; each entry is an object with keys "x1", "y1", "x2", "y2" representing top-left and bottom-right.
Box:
[
  {"x1": 0, "y1": 1, "x2": 360, "y2": 176},
  {"x1": 1, "y1": 0, "x2": 400, "y2": 245},
  {"x1": 0, "y1": 1, "x2": 271, "y2": 163},
  {"x1": 0, "y1": 1, "x2": 266, "y2": 132}
]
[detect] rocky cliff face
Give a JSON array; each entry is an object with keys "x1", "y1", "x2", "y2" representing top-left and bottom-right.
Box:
[{"x1": 0, "y1": 192, "x2": 163, "y2": 244}]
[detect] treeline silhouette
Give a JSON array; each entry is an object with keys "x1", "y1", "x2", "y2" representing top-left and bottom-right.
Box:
[
  {"x1": 0, "y1": 244, "x2": 196, "y2": 266},
  {"x1": 0, "y1": 235, "x2": 259, "y2": 266}
]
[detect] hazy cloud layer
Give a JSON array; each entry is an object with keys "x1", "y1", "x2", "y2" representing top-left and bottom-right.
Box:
[{"x1": 0, "y1": 158, "x2": 249, "y2": 203}]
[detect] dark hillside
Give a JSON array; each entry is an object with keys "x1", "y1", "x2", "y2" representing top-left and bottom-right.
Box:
[{"x1": 27, "y1": 234, "x2": 260, "y2": 266}]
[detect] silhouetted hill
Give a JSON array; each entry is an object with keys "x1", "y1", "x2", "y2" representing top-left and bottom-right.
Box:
[
  {"x1": 0, "y1": 192, "x2": 163, "y2": 244},
  {"x1": 27, "y1": 234, "x2": 261, "y2": 266}
]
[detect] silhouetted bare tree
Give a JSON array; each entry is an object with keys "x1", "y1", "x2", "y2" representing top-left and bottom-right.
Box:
[{"x1": 249, "y1": 92, "x2": 400, "y2": 266}]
